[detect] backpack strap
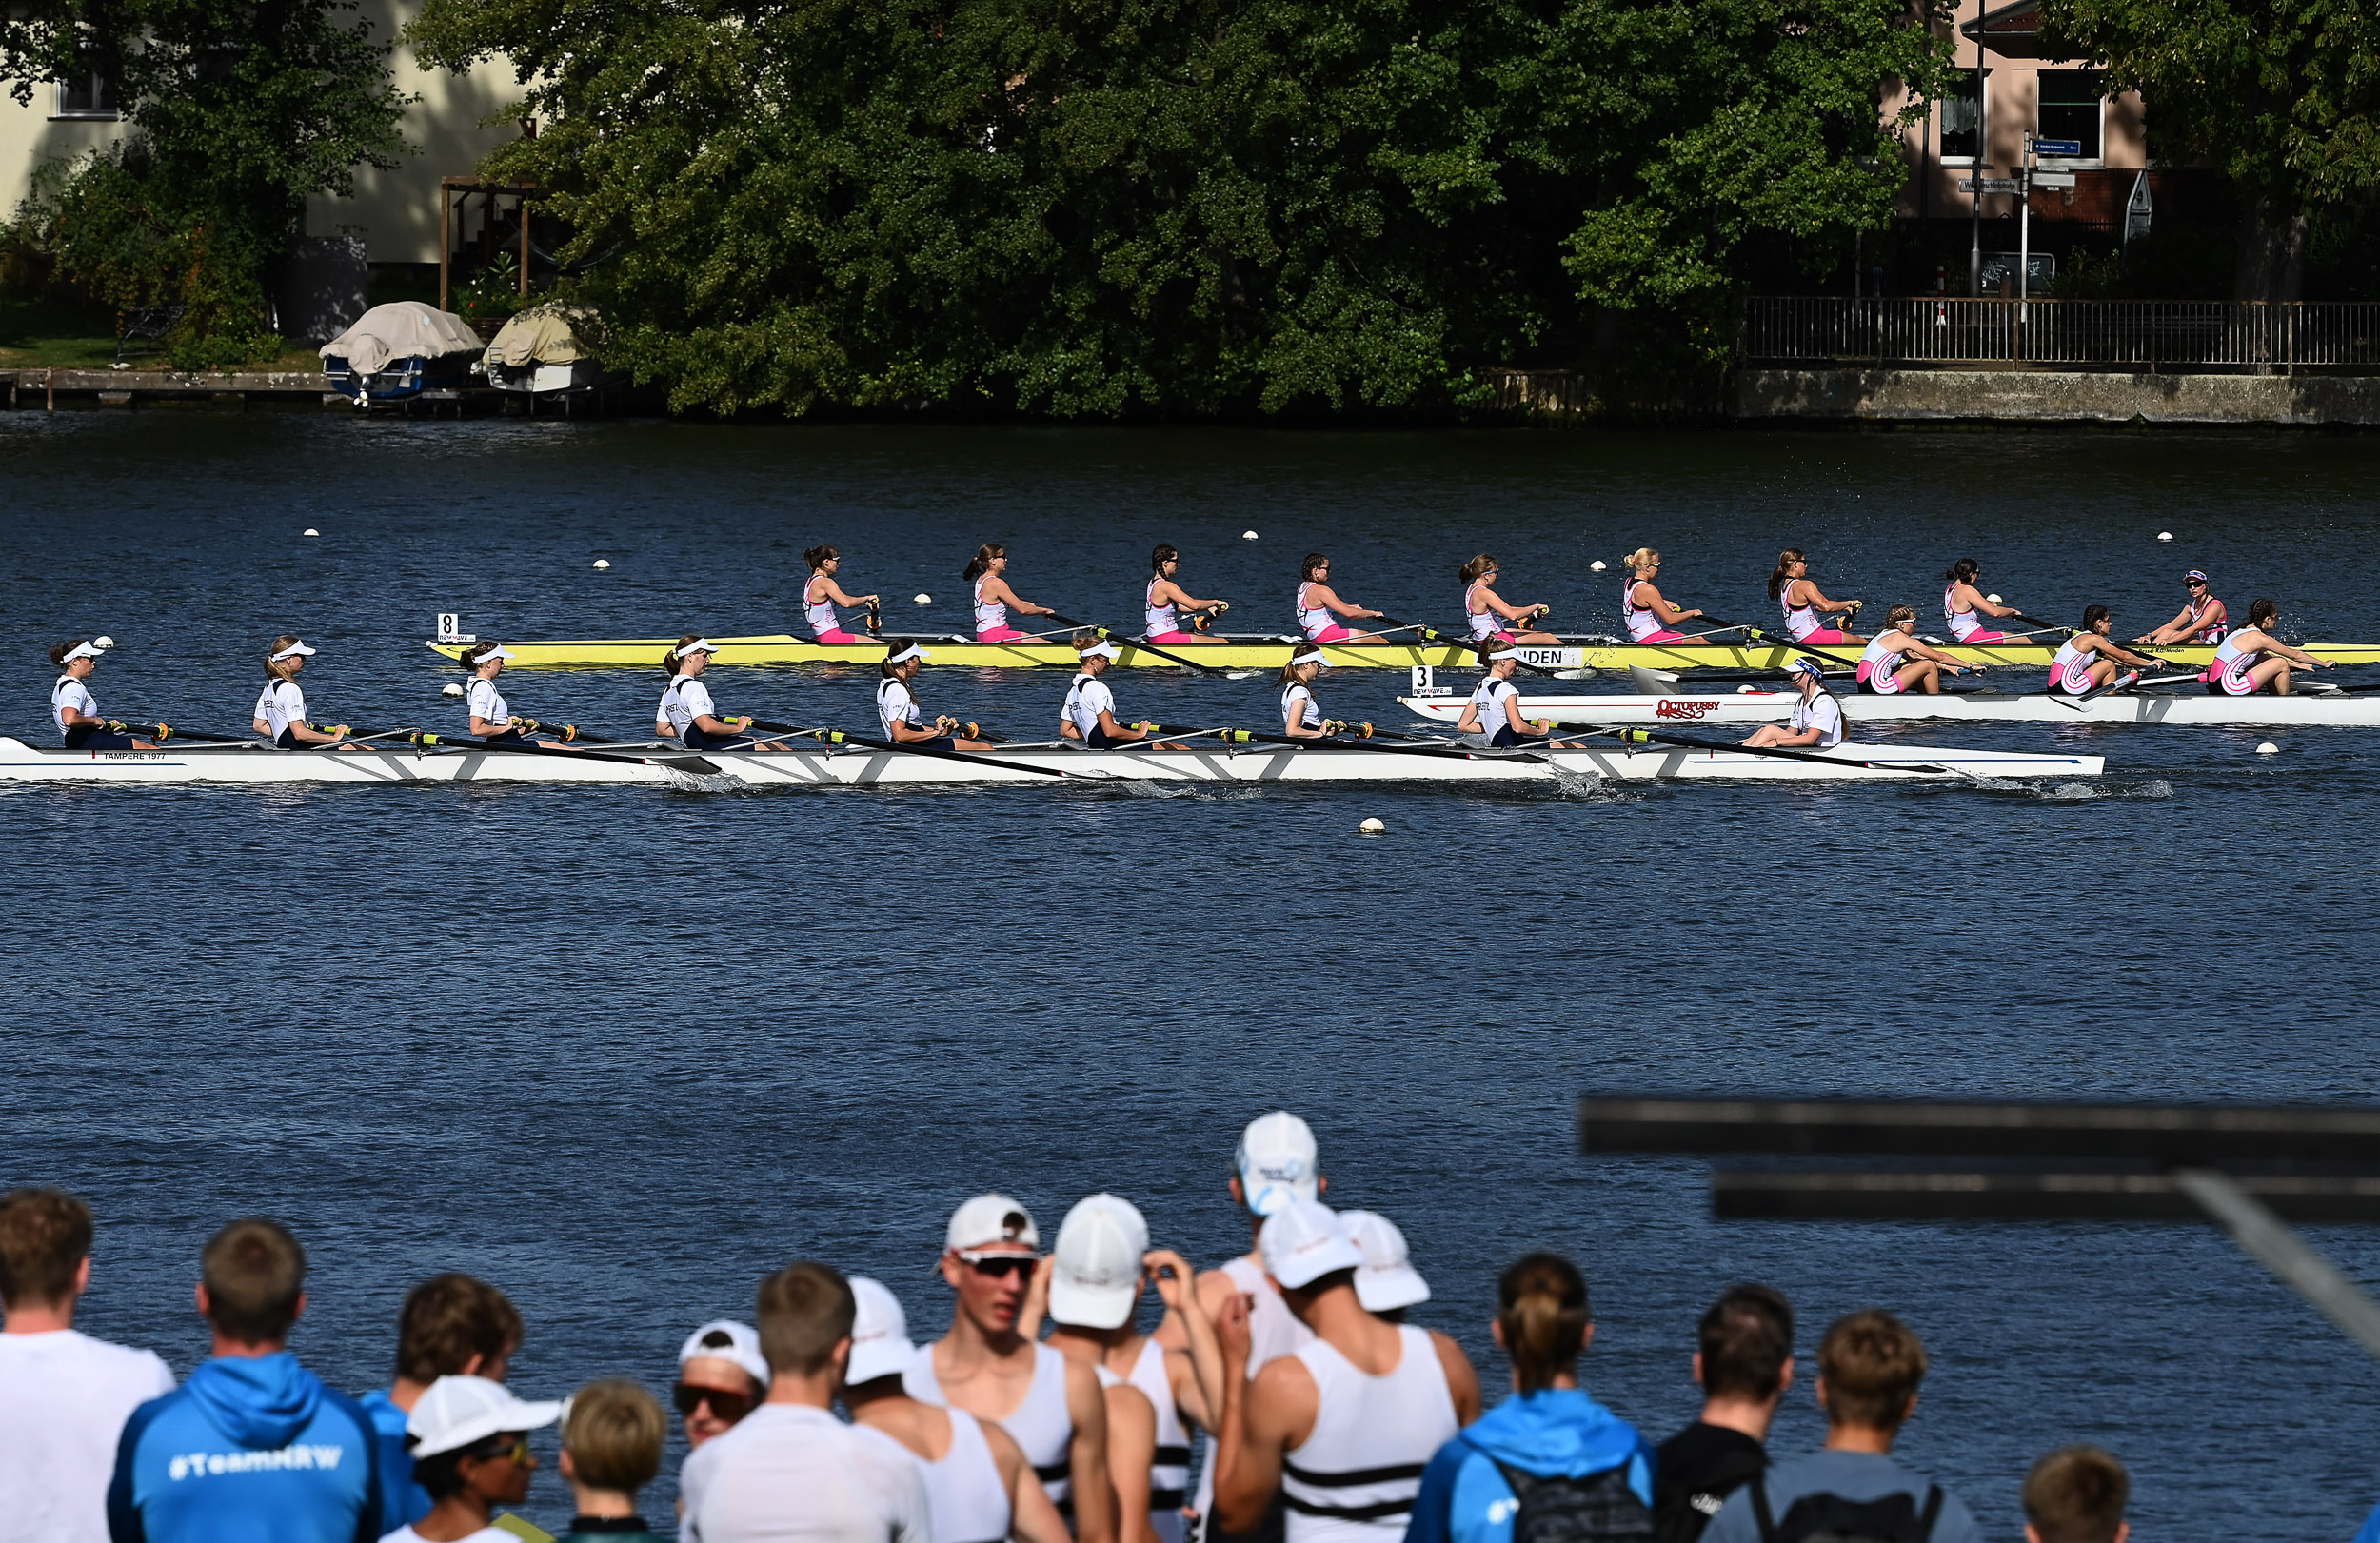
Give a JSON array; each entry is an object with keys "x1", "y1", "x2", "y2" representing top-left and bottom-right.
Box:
[
  {"x1": 1750, "y1": 1478, "x2": 1777, "y2": 1543},
  {"x1": 1917, "y1": 1485, "x2": 1944, "y2": 1541}
]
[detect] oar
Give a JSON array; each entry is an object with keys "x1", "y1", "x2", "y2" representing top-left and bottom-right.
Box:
[
  {"x1": 1371, "y1": 614, "x2": 1562, "y2": 678},
  {"x1": 1040, "y1": 610, "x2": 1254, "y2": 680},
  {"x1": 1214, "y1": 726, "x2": 1551, "y2": 763},
  {"x1": 1696, "y1": 615, "x2": 1870, "y2": 674},
  {"x1": 1591, "y1": 725, "x2": 1954, "y2": 777},
  {"x1": 745, "y1": 715, "x2": 1012, "y2": 745},
  {"x1": 810, "y1": 728, "x2": 1121, "y2": 781},
  {"x1": 407, "y1": 732, "x2": 724, "y2": 775},
  {"x1": 109, "y1": 722, "x2": 252, "y2": 744}
]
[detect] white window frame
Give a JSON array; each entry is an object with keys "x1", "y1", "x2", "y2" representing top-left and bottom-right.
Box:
[
  {"x1": 1939, "y1": 68, "x2": 1990, "y2": 168},
  {"x1": 2034, "y1": 69, "x2": 2107, "y2": 169},
  {"x1": 51, "y1": 72, "x2": 119, "y2": 121}
]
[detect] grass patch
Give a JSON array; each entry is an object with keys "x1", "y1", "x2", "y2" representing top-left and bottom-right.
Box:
[{"x1": 0, "y1": 287, "x2": 325, "y2": 371}]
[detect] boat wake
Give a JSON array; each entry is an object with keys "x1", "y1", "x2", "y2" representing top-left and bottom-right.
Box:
[
  {"x1": 662, "y1": 768, "x2": 751, "y2": 794},
  {"x1": 2036, "y1": 777, "x2": 2173, "y2": 801}
]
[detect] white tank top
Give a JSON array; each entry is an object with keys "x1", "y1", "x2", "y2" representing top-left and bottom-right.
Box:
[
  {"x1": 1147, "y1": 578, "x2": 1179, "y2": 637},
  {"x1": 1944, "y1": 582, "x2": 1989, "y2": 642},
  {"x1": 2189, "y1": 592, "x2": 2227, "y2": 642},
  {"x1": 1778, "y1": 580, "x2": 1820, "y2": 640},
  {"x1": 255, "y1": 679, "x2": 307, "y2": 740},
  {"x1": 1297, "y1": 583, "x2": 1335, "y2": 640},
  {"x1": 659, "y1": 675, "x2": 714, "y2": 735},
  {"x1": 1858, "y1": 635, "x2": 1906, "y2": 694},
  {"x1": 879, "y1": 678, "x2": 923, "y2": 735},
  {"x1": 1066, "y1": 673, "x2": 1116, "y2": 741},
  {"x1": 1468, "y1": 677, "x2": 1516, "y2": 740},
  {"x1": 1280, "y1": 1326, "x2": 1458, "y2": 1543},
  {"x1": 974, "y1": 578, "x2": 1007, "y2": 634},
  {"x1": 52, "y1": 674, "x2": 95, "y2": 738},
  {"x1": 1121, "y1": 1339, "x2": 1189, "y2": 1543},
  {"x1": 919, "y1": 1408, "x2": 1011, "y2": 1543},
  {"x1": 466, "y1": 677, "x2": 508, "y2": 727},
  {"x1": 906, "y1": 1343, "x2": 1076, "y2": 1506},
  {"x1": 807, "y1": 578, "x2": 842, "y2": 640},
  {"x1": 2049, "y1": 637, "x2": 2096, "y2": 693},
  {"x1": 1192, "y1": 1258, "x2": 1319, "y2": 1522},
  {"x1": 1465, "y1": 580, "x2": 1498, "y2": 642},
  {"x1": 1282, "y1": 682, "x2": 1321, "y2": 731},
  {"x1": 2210, "y1": 631, "x2": 2259, "y2": 692},
  {"x1": 1622, "y1": 579, "x2": 1664, "y2": 643}
]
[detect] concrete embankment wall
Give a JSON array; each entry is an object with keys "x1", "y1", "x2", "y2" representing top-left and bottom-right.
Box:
[{"x1": 1730, "y1": 368, "x2": 2380, "y2": 426}]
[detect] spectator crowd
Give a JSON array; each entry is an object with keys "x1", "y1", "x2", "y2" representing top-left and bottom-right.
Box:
[{"x1": 2, "y1": 1112, "x2": 2136, "y2": 1543}]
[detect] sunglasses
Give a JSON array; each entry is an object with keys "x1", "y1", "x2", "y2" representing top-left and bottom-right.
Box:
[
  {"x1": 465, "y1": 1436, "x2": 532, "y2": 1467},
  {"x1": 2186, "y1": 580, "x2": 2207, "y2": 588},
  {"x1": 673, "y1": 1382, "x2": 757, "y2": 1423},
  {"x1": 956, "y1": 1249, "x2": 1039, "y2": 1279}
]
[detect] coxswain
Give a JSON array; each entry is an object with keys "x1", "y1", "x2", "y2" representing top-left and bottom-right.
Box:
[
  {"x1": 2137, "y1": 569, "x2": 2229, "y2": 646},
  {"x1": 1278, "y1": 647, "x2": 1345, "y2": 740},
  {"x1": 656, "y1": 637, "x2": 783, "y2": 750},
  {"x1": 48, "y1": 639, "x2": 156, "y2": 749},
  {"x1": 1295, "y1": 554, "x2": 1389, "y2": 645},
  {"x1": 1769, "y1": 549, "x2": 1864, "y2": 645},
  {"x1": 1060, "y1": 640, "x2": 1158, "y2": 746},
  {"x1": 1856, "y1": 605, "x2": 1976, "y2": 697},
  {"x1": 2205, "y1": 598, "x2": 2330, "y2": 696},
  {"x1": 1618, "y1": 548, "x2": 1707, "y2": 644},
  {"x1": 457, "y1": 642, "x2": 571, "y2": 749},
  {"x1": 965, "y1": 544, "x2": 1058, "y2": 643},
  {"x1": 253, "y1": 637, "x2": 349, "y2": 748},
  {"x1": 803, "y1": 545, "x2": 881, "y2": 643},
  {"x1": 2048, "y1": 606, "x2": 2157, "y2": 696},
  {"x1": 1743, "y1": 659, "x2": 1843, "y2": 749},
  {"x1": 1941, "y1": 559, "x2": 2023, "y2": 644},
  {"x1": 878, "y1": 643, "x2": 998, "y2": 750},
  {"x1": 1455, "y1": 643, "x2": 1575, "y2": 749},
  {"x1": 1145, "y1": 544, "x2": 1229, "y2": 644},
  {"x1": 1460, "y1": 555, "x2": 1558, "y2": 646}
]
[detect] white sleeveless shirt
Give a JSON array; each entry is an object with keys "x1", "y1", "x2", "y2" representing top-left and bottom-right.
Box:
[
  {"x1": 1126, "y1": 1338, "x2": 1190, "y2": 1543},
  {"x1": 1279, "y1": 1326, "x2": 1458, "y2": 1543},
  {"x1": 466, "y1": 677, "x2": 509, "y2": 727},
  {"x1": 1192, "y1": 1257, "x2": 1318, "y2": 1522},
  {"x1": 1147, "y1": 578, "x2": 1179, "y2": 637},
  {"x1": 255, "y1": 679, "x2": 307, "y2": 741},
  {"x1": 1621, "y1": 579, "x2": 1661, "y2": 642},
  {"x1": 905, "y1": 1343, "x2": 1076, "y2": 1506},
  {"x1": 918, "y1": 1407, "x2": 1011, "y2": 1543},
  {"x1": 974, "y1": 578, "x2": 1007, "y2": 634},
  {"x1": 1282, "y1": 682, "x2": 1321, "y2": 731},
  {"x1": 1297, "y1": 583, "x2": 1335, "y2": 640},
  {"x1": 807, "y1": 579, "x2": 843, "y2": 640},
  {"x1": 51, "y1": 674, "x2": 95, "y2": 738},
  {"x1": 1778, "y1": 580, "x2": 1821, "y2": 640}
]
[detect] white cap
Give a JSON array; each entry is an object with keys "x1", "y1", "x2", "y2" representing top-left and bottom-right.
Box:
[
  {"x1": 886, "y1": 643, "x2": 931, "y2": 664},
  {"x1": 1236, "y1": 1111, "x2": 1319, "y2": 1217},
  {"x1": 1258, "y1": 1199, "x2": 1363, "y2": 1290},
  {"x1": 677, "y1": 1320, "x2": 771, "y2": 1388},
  {"x1": 1339, "y1": 1210, "x2": 1431, "y2": 1311},
  {"x1": 405, "y1": 1374, "x2": 563, "y2": 1459},
  {"x1": 674, "y1": 638, "x2": 720, "y2": 659},
  {"x1": 846, "y1": 1276, "x2": 917, "y2": 1385},
  {"x1": 1080, "y1": 641, "x2": 1122, "y2": 661},
  {"x1": 1048, "y1": 1194, "x2": 1149, "y2": 1330},
  {"x1": 59, "y1": 641, "x2": 108, "y2": 664},
  {"x1": 946, "y1": 1194, "x2": 1040, "y2": 1252},
  {"x1": 270, "y1": 641, "x2": 317, "y2": 662}
]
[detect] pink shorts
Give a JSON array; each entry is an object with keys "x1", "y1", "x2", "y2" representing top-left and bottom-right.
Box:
[
  {"x1": 1307, "y1": 624, "x2": 1357, "y2": 643},
  {"x1": 1954, "y1": 629, "x2": 2012, "y2": 644},
  {"x1": 1633, "y1": 629, "x2": 1689, "y2": 644},
  {"x1": 1144, "y1": 630, "x2": 1203, "y2": 645},
  {"x1": 813, "y1": 628, "x2": 868, "y2": 644},
  {"x1": 976, "y1": 627, "x2": 1030, "y2": 643},
  {"x1": 1795, "y1": 628, "x2": 1852, "y2": 645}
]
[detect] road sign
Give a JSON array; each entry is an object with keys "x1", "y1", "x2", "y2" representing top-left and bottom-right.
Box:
[
  {"x1": 2033, "y1": 137, "x2": 2083, "y2": 155},
  {"x1": 2031, "y1": 171, "x2": 2076, "y2": 189},
  {"x1": 1959, "y1": 178, "x2": 2019, "y2": 193}
]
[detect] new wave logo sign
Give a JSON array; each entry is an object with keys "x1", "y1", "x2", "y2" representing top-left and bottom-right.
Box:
[
  {"x1": 168, "y1": 1444, "x2": 346, "y2": 1481},
  {"x1": 1654, "y1": 700, "x2": 1723, "y2": 721}
]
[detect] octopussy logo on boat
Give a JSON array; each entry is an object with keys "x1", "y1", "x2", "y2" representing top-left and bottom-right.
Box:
[{"x1": 1654, "y1": 700, "x2": 1722, "y2": 721}]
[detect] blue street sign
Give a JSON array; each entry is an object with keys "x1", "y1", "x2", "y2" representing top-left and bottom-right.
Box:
[{"x1": 2033, "y1": 138, "x2": 2083, "y2": 156}]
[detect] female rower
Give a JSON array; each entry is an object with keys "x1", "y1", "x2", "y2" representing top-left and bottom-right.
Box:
[
  {"x1": 1942, "y1": 558, "x2": 2022, "y2": 644},
  {"x1": 1856, "y1": 604, "x2": 1975, "y2": 696},
  {"x1": 1460, "y1": 555, "x2": 1558, "y2": 646},
  {"x1": 656, "y1": 637, "x2": 781, "y2": 749},
  {"x1": 1278, "y1": 646, "x2": 1345, "y2": 739},
  {"x1": 1061, "y1": 640, "x2": 1158, "y2": 746},
  {"x1": 48, "y1": 640, "x2": 156, "y2": 749},
  {"x1": 1145, "y1": 544, "x2": 1229, "y2": 643},
  {"x1": 1456, "y1": 643, "x2": 1575, "y2": 748},
  {"x1": 877, "y1": 643, "x2": 999, "y2": 750},
  {"x1": 1618, "y1": 548, "x2": 1706, "y2": 644},
  {"x1": 2205, "y1": 598, "x2": 2330, "y2": 696},
  {"x1": 964, "y1": 544, "x2": 1057, "y2": 643},
  {"x1": 1743, "y1": 659, "x2": 1843, "y2": 749},
  {"x1": 456, "y1": 642, "x2": 571, "y2": 749},
  {"x1": 253, "y1": 637, "x2": 349, "y2": 748},
  {"x1": 2137, "y1": 570, "x2": 2230, "y2": 646},
  {"x1": 2048, "y1": 605, "x2": 2158, "y2": 696},
  {"x1": 1770, "y1": 549, "x2": 1865, "y2": 645},
  {"x1": 804, "y1": 546, "x2": 881, "y2": 643},
  {"x1": 1295, "y1": 553, "x2": 1389, "y2": 644}
]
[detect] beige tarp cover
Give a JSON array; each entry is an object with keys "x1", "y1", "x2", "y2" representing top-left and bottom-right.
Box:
[
  {"x1": 319, "y1": 302, "x2": 483, "y2": 374},
  {"x1": 485, "y1": 306, "x2": 594, "y2": 367}
]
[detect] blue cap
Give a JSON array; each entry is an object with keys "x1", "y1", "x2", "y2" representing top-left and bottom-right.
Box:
[{"x1": 1789, "y1": 658, "x2": 1825, "y2": 681}]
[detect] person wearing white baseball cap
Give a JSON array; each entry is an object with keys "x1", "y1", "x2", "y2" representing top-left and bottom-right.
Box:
[
  {"x1": 387, "y1": 1373, "x2": 563, "y2": 1543},
  {"x1": 1040, "y1": 1196, "x2": 1228, "y2": 1543},
  {"x1": 1059, "y1": 640, "x2": 1157, "y2": 747},
  {"x1": 1210, "y1": 1201, "x2": 1479, "y2": 1543},
  {"x1": 905, "y1": 1196, "x2": 1115, "y2": 1543},
  {"x1": 1335, "y1": 1213, "x2": 1428, "y2": 1322},
  {"x1": 46, "y1": 638, "x2": 157, "y2": 749},
  {"x1": 676, "y1": 1320, "x2": 770, "y2": 1451},
  {"x1": 846, "y1": 1276, "x2": 1069, "y2": 1543},
  {"x1": 253, "y1": 635, "x2": 349, "y2": 747}
]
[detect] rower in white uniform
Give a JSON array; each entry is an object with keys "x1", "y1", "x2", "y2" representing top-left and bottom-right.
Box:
[
  {"x1": 1768, "y1": 549, "x2": 1864, "y2": 645},
  {"x1": 253, "y1": 637, "x2": 350, "y2": 748},
  {"x1": 2205, "y1": 597, "x2": 2330, "y2": 696},
  {"x1": 804, "y1": 545, "x2": 881, "y2": 643},
  {"x1": 656, "y1": 637, "x2": 784, "y2": 750},
  {"x1": 1041, "y1": 1196, "x2": 1227, "y2": 1543},
  {"x1": 2137, "y1": 569, "x2": 2230, "y2": 646},
  {"x1": 1940, "y1": 559, "x2": 2022, "y2": 645},
  {"x1": 1061, "y1": 641, "x2": 1159, "y2": 746},
  {"x1": 1742, "y1": 659, "x2": 1843, "y2": 749},
  {"x1": 48, "y1": 639, "x2": 156, "y2": 749},
  {"x1": 1618, "y1": 549, "x2": 1707, "y2": 644},
  {"x1": 2047, "y1": 606, "x2": 2157, "y2": 696},
  {"x1": 1454, "y1": 643, "x2": 1580, "y2": 749},
  {"x1": 965, "y1": 544, "x2": 1058, "y2": 643},
  {"x1": 1854, "y1": 605, "x2": 1975, "y2": 697},
  {"x1": 1295, "y1": 555, "x2": 1389, "y2": 645},
  {"x1": 1278, "y1": 648, "x2": 1345, "y2": 740},
  {"x1": 1210, "y1": 1201, "x2": 1479, "y2": 1543},
  {"x1": 457, "y1": 641, "x2": 575, "y2": 749},
  {"x1": 1458, "y1": 556, "x2": 1557, "y2": 646},
  {"x1": 906, "y1": 1196, "x2": 1116, "y2": 1543},
  {"x1": 1145, "y1": 546, "x2": 1229, "y2": 645},
  {"x1": 879, "y1": 644, "x2": 999, "y2": 751},
  {"x1": 845, "y1": 1276, "x2": 1070, "y2": 1543}
]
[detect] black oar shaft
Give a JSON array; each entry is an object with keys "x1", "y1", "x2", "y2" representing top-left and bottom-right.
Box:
[{"x1": 1042, "y1": 610, "x2": 1225, "y2": 678}]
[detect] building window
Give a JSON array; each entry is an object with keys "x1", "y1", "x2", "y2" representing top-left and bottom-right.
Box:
[
  {"x1": 54, "y1": 72, "x2": 118, "y2": 119},
  {"x1": 1941, "y1": 70, "x2": 1987, "y2": 163},
  {"x1": 2037, "y1": 69, "x2": 2103, "y2": 161}
]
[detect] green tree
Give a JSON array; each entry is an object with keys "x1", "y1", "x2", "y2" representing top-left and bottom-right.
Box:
[{"x1": 0, "y1": 0, "x2": 412, "y2": 365}]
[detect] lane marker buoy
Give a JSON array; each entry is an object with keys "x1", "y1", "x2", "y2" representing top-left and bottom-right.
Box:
[
  {"x1": 93, "y1": 636, "x2": 114, "y2": 649},
  {"x1": 914, "y1": 593, "x2": 932, "y2": 604},
  {"x1": 1359, "y1": 817, "x2": 1385, "y2": 835},
  {"x1": 1590, "y1": 560, "x2": 1607, "y2": 572},
  {"x1": 442, "y1": 682, "x2": 465, "y2": 697},
  {"x1": 303, "y1": 528, "x2": 320, "y2": 537},
  {"x1": 592, "y1": 559, "x2": 610, "y2": 569},
  {"x1": 2158, "y1": 530, "x2": 2173, "y2": 541},
  {"x1": 2256, "y1": 742, "x2": 2279, "y2": 755},
  {"x1": 1242, "y1": 530, "x2": 1259, "y2": 541}
]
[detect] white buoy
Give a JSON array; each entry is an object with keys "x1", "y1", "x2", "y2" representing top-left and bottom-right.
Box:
[
  {"x1": 303, "y1": 528, "x2": 319, "y2": 537},
  {"x1": 592, "y1": 559, "x2": 610, "y2": 569},
  {"x1": 1359, "y1": 817, "x2": 1385, "y2": 835},
  {"x1": 1589, "y1": 560, "x2": 1607, "y2": 572},
  {"x1": 1986, "y1": 593, "x2": 2002, "y2": 604},
  {"x1": 913, "y1": 593, "x2": 932, "y2": 604},
  {"x1": 2158, "y1": 531, "x2": 2173, "y2": 542},
  {"x1": 441, "y1": 682, "x2": 465, "y2": 697},
  {"x1": 1242, "y1": 530, "x2": 1259, "y2": 541},
  {"x1": 92, "y1": 635, "x2": 114, "y2": 650},
  {"x1": 2256, "y1": 742, "x2": 2280, "y2": 756}
]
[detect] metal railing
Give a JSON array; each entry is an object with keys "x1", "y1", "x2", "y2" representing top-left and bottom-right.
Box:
[{"x1": 1741, "y1": 297, "x2": 2380, "y2": 369}]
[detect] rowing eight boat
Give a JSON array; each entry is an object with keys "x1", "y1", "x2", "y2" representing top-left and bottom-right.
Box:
[
  {"x1": 0, "y1": 736, "x2": 2105, "y2": 786},
  {"x1": 1400, "y1": 689, "x2": 2380, "y2": 727}
]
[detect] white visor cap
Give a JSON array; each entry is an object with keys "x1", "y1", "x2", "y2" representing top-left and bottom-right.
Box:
[
  {"x1": 405, "y1": 1374, "x2": 563, "y2": 1459},
  {"x1": 1289, "y1": 650, "x2": 1335, "y2": 670},
  {"x1": 1258, "y1": 1198, "x2": 1364, "y2": 1291},
  {"x1": 674, "y1": 639, "x2": 721, "y2": 660},
  {"x1": 1236, "y1": 1110, "x2": 1320, "y2": 1217},
  {"x1": 677, "y1": 1319, "x2": 771, "y2": 1389},
  {"x1": 270, "y1": 641, "x2": 318, "y2": 662},
  {"x1": 1048, "y1": 1193, "x2": 1150, "y2": 1330},
  {"x1": 845, "y1": 1276, "x2": 918, "y2": 1385},
  {"x1": 946, "y1": 1193, "x2": 1040, "y2": 1253},
  {"x1": 1080, "y1": 641, "x2": 1122, "y2": 661},
  {"x1": 1339, "y1": 1209, "x2": 1432, "y2": 1311},
  {"x1": 886, "y1": 643, "x2": 931, "y2": 664},
  {"x1": 59, "y1": 641, "x2": 109, "y2": 664},
  {"x1": 473, "y1": 645, "x2": 519, "y2": 663}
]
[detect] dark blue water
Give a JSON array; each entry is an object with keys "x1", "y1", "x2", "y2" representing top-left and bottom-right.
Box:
[{"x1": 9, "y1": 414, "x2": 2380, "y2": 1538}]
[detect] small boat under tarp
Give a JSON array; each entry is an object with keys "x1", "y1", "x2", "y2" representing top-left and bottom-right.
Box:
[
  {"x1": 320, "y1": 302, "x2": 484, "y2": 405},
  {"x1": 479, "y1": 305, "x2": 614, "y2": 397}
]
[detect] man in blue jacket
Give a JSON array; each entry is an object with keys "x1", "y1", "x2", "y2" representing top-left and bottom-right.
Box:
[{"x1": 107, "y1": 1217, "x2": 382, "y2": 1543}]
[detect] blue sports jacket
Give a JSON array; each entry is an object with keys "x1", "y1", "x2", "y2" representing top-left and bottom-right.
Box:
[{"x1": 1405, "y1": 1388, "x2": 1656, "y2": 1543}]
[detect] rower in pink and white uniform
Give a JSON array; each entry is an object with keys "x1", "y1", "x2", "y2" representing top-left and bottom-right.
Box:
[
  {"x1": 1294, "y1": 553, "x2": 1389, "y2": 644},
  {"x1": 1458, "y1": 554, "x2": 1557, "y2": 646},
  {"x1": 1855, "y1": 604, "x2": 1975, "y2": 696},
  {"x1": 964, "y1": 544, "x2": 1058, "y2": 643},
  {"x1": 1618, "y1": 547, "x2": 1707, "y2": 644},
  {"x1": 1769, "y1": 548, "x2": 1865, "y2": 645},
  {"x1": 2204, "y1": 597, "x2": 2330, "y2": 696},
  {"x1": 803, "y1": 545, "x2": 880, "y2": 643},
  {"x1": 2047, "y1": 605, "x2": 2157, "y2": 696},
  {"x1": 2136, "y1": 570, "x2": 2230, "y2": 646},
  {"x1": 1941, "y1": 559, "x2": 2023, "y2": 644},
  {"x1": 1145, "y1": 544, "x2": 1229, "y2": 644}
]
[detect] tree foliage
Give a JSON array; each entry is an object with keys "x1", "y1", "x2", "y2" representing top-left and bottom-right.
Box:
[{"x1": 411, "y1": 0, "x2": 1948, "y2": 415}]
